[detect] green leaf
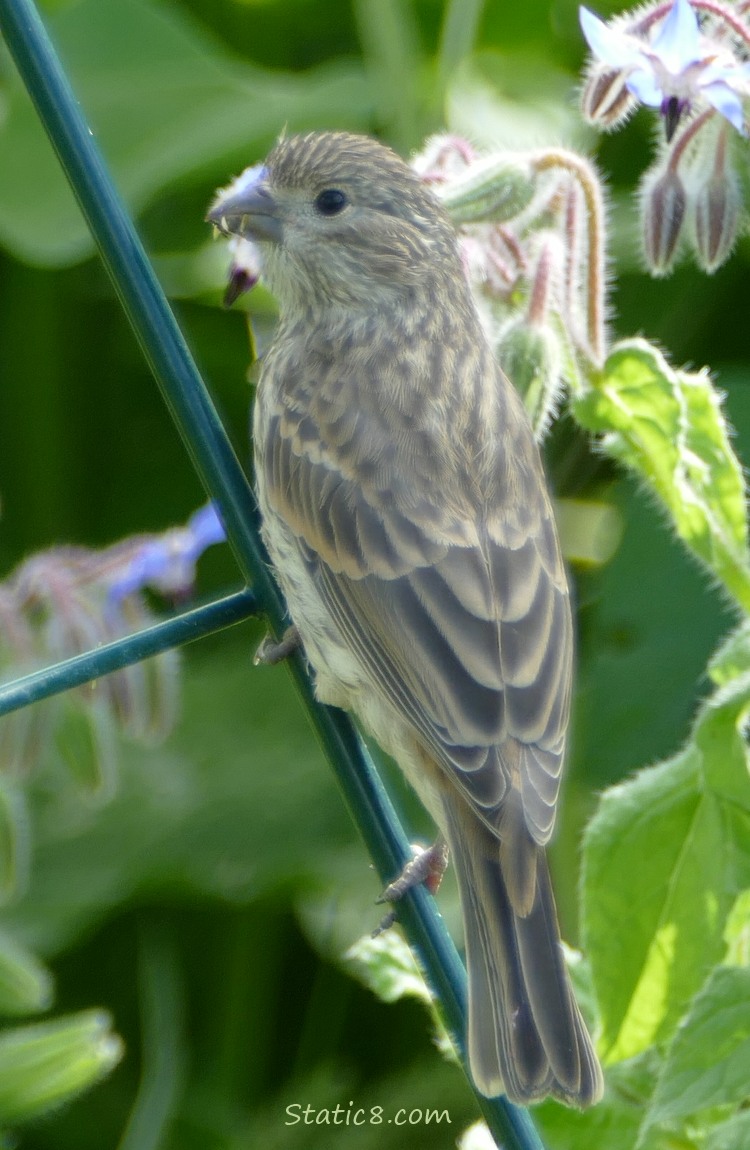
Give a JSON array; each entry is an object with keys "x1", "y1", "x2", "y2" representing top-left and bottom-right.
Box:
[
  {"x1": 345, "y1": 930, "x2": 458, "y2": 1065},
  {"x1": 534, "y1": 1049, "x2": 660, "y2": 1150},
  {"x1": 704, "y1": 1110, "x2": 750, "y2": 1150},
  {"x1": 0, "y1": 0, "x2": 372, "y2": 267},
  {"x1": 722, "y1": 889, "x2": 750, "y2": 968},
  {"x1": 582, "y1": 624, "x2": 750, "y2": 1063},
  {"x1": 446, "y1": 50, "x2": 589, "y2": 151},
  {"x1": 0, "y1": 638, "x2": 354, "y2": 956},
  {"x1": 643, "y1": 966, "x2": 750, "y2": 1133},
  {"x1": 572, "y1": 339, "x2": 750, "y2": 611},
  {"x1": 346, "y1": 930, "x2": 434, "y2": 1008}
]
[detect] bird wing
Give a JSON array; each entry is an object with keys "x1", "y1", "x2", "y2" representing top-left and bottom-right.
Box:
[{"x1": 262, "y1": 402, "x2": 572, "y2": 846}]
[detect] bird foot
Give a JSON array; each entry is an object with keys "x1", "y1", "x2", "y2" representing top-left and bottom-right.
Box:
[
  {"x1": 253, "y1": 625, "x2": 301, "y2": 665},
  {"x1": 372, "y1": 839, "x2": 449, "y2": 936}
]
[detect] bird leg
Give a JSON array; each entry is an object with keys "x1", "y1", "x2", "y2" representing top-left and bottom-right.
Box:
[
  {"x1": 253, "y1": 624, "x2": 301, "y2": 665},
  {"x1": 372, "y1": 838, "x2": 449, "y2": 936}
]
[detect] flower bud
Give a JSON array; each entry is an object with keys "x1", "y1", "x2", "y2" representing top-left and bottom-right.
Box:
[
  {"x1": 438, "y1": 155, "x2": 535, "y2": 225},
  {"x1": 0, "y1": 1010, "x2": 123, "y2": 1125},
  {"x1": 54, "y1": 703, "x2": 117, "y2": 800},
  {"x1": 581, "y1": 65, "x2": 637, "y2": 129},
  {"x1": 0, "y1": 781, "x2": 30, "y2": 904},
  {"x1": 692, "y1": 165, "x2": 740, "y2": 273},
  {"x1": 555, "y1": 498, "x2": 623, "y2": 566},
  {"x1": 495, "y1": 319, "x2": 563, "y2": 439},
  {"x1": 641, "y1": 165, "x2": 687, "y2": 275},
  {"x1": 0, "y1": 934, "x2": 53, "y2": 1016},
  {"x1": 412, "y1": 134, "x2": 475, "y2": 181}
]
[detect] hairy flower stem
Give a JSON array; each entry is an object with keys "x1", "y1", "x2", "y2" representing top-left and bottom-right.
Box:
[
  {"x1": 635, "y1": 0, "x2": 750, "y2": 47},
  {"x1": 531, "y1": 150, "x2": 606, "y2": 365},
  {"x1": 527, "y1": 241, "x2": 557, "y2": 328},
  {"x1": 694, "y1": 0, "x2": 750, "y2": 47},
  {"x1": 668, "y1": 107, "x2": 715, "y2": 170}
]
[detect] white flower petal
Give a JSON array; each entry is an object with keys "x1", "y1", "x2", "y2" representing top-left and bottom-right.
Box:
[
  {"x1": 653, "y1": 0, "x2": 701, "y2": 73},
  {"x1": 626, "y1": 66, "x2": 663, "y2": 107},
  {"x1": 701, "y1": 80, "x2": 747, "y2": 134},
  {"x1": 580, "y1": 6, "x2": 642, "y2": 68}
]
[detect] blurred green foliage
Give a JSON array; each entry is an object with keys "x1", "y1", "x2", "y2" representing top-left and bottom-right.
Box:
[{"x1": 1, "y1": 0, "x2": 750, "y2": 1147}]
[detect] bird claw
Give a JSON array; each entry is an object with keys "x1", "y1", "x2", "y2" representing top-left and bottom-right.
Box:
[
  {"x1": 372, "y1": 839, "x2": 449, "y2": 936},
  {"x1": 253, "y1": 625, "x2": 301, "y2": 665}
]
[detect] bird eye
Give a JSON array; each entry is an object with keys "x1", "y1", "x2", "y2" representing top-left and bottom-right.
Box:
[{"x1": 314, "y1": 188, "x2": 348, "y2": 216}]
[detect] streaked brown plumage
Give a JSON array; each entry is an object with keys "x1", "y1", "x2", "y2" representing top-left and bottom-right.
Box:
[{"x1": 208, "y1": 131, "x2": 603, "y2": 1106}]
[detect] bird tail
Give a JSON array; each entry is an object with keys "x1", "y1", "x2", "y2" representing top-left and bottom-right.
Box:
[{"x1": 443, "y1": 798, "x2": 603, "y2": 1107}]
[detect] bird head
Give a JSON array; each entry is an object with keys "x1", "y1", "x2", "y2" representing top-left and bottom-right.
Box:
[{"x1": 207, "y1": 131, "x2": 463, "y2": 316}]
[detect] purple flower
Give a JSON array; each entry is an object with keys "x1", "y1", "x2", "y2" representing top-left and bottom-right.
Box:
[
  {"x1": 107, "y1": 504, "x2": 226, "y2": 604},
  {"x1": 580, "y1": 0, "x2": 750, "y2": 138},
  {"x1": 209, "y1": 164, "x2": 267, "y2": 305},
  {"x1": 223, "y1": 237, "x2": 263, "y2": 307}
]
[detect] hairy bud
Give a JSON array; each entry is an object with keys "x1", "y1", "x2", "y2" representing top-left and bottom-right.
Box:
[
  {"x1": 437, "y1": 155, "x2": 536, "y2": 226},
  {"x1": 581, "y1": 65, "x2": 637, "y2": 129},
  {"x1": 690, "y1": 129, "x2": 741, "y2": 273},
  {"x1": 692, "y1": 169, "x2": 740, "y2": 273},
  {"x1": 641, "y1": 165, "x2": 687, "y2": 275},
  {"x1": 495, "y1": 319, "x2": 563, "y2": 440}
]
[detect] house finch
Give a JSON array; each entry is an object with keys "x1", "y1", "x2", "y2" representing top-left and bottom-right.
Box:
[{"x1": 208, "y1": 131, "x2": 603, "y2": 1107}]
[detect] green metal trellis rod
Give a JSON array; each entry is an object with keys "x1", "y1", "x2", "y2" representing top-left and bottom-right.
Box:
[{"x1": 0, "y1": 3, "x2": 545, "y2": 1146}]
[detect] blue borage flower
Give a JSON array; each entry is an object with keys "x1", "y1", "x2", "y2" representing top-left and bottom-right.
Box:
[
  {"x1": 580, "y1": 0, "x2": 750, "y2": 138},
  {"x1": 107, "y1": 503, "x2": 226, "y2": 604},
  {"x1": 209, "y1": 164, "x2": 266, "y2": 306},
  {"x1": 0, "y1": 506, "x2": 225, "y2": 785},
  {"x1": 580, "y1": 0, "x2": 750, "y2": 273}
]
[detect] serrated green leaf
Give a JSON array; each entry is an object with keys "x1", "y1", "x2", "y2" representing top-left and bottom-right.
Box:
[
  {"x1": 346, "y1": 931, "x2": 434, "y2": 1007},
  {"x1": 642, "y1": 966, "x2": 750, "y2": 1134},
  {"x1": 707, "y1": 619, "x2": 750, "y2": 686},
  {"x1": 0, "y1": 0, "x2": 372, "y2": 267},
  {"x1": 582, "y1": 626, "x2": 750, "y2": 1062},
  {"x1": 346, "y1": 928, "x2": 458, "y2": 1066},
  {"x1": 572, "y1": 339, "x2": 750, "y2": 611}
]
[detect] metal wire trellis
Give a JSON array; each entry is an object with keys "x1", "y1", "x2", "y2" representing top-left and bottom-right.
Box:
[{"x1": 0, "y1": 2, "x2": 547, "y2": 1146}]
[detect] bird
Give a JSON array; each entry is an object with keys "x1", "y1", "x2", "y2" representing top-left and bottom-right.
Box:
[{"x1": 207, "y1": 130, "x2": 603, "y2": 1108}]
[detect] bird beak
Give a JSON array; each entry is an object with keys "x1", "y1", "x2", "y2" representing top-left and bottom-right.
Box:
[{"x1": 206, "y1": 164, "x2": 282, "y2": 243}]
